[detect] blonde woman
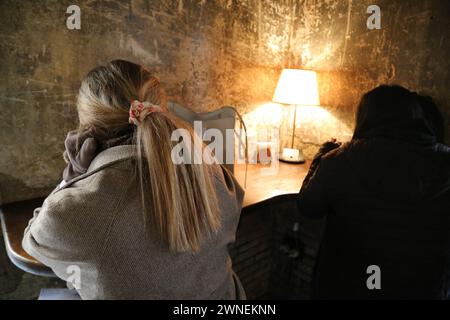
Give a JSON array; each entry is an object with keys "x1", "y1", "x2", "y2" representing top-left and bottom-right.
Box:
[{"x1": 22, "y1": 60, "x2": 245, "y2": 300}]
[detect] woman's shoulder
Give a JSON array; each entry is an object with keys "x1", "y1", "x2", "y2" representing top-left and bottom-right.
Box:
[
  {"x1": 317, "y1": 141, "x2": 353, "y2": 168},
  {"x1": 210, "y1": 164, "x2": 245, "y2": 209},
  {"x1": 210, "y1": 164, "x2": 240, "y2": 187},
  {"x1": 312, "y1": 141, "x2": 365, "y2": 181},
  {"x1": 47, "y1": 158, "x2": 134, "y2": 215},
  {"x1": 57, "y1": 144, "x2": 137, "y2": 195},
  {"x1": 321, "y1": 139, "x2": 381, "y2": 164}
]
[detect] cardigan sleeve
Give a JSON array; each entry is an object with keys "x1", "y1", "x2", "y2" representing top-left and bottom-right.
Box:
[{"x1": 22, "y1": 168, "x2": 126, "y2": 294}]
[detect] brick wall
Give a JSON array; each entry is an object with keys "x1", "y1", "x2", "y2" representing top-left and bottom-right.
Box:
[{"x1": 230, "y1": 195, "x2": 325, "y2": 299}]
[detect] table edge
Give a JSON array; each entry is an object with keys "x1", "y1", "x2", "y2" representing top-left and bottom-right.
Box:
[{"x1": 0, "y1": 209, "x2": 56, "y2": 277}]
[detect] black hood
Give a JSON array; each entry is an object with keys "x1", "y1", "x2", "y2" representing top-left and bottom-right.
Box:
[{"x1": 348, "y1": 86, "x2": 450, "y2": 201}]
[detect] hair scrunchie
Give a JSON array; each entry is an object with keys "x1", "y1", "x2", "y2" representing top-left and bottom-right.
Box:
[{"x1": 129, "y1": 100, "x2": 161, "y2": 125}]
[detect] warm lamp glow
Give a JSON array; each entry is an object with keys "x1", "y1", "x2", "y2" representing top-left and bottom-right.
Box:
[{"x1": 273, "y1": 69, "x2": 320, "y2": 106}]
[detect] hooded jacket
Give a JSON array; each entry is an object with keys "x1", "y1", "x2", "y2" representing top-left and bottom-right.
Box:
[{"x1": 298, "y1": 111, "x2": 450, "y2": 299}]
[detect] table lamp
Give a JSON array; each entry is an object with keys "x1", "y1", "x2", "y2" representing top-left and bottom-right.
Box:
[{"x1": 273, "y1": 69, "x2": 320, "y2": 163}]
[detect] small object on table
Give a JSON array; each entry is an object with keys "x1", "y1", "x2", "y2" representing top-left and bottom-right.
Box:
[
  {"x1": 279, "y1": 148, "x2": 305, "y2": 164},
  {"x1": 256, "y1": 141, "x2": 273, "y2": 164}
]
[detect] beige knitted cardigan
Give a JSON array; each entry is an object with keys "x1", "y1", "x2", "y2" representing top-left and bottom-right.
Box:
[{"x1": 22, "y1": 145, "x2": 245, "y2": 300}]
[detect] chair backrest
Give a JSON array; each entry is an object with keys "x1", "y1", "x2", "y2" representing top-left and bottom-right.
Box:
[{"x1": 168, "y1": 102, "x2": 238, "y2": 172}]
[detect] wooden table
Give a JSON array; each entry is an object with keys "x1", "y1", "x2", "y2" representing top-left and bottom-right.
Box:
[
  {"x1": 235, "y1": 161, "x2": 311, "y2": 208},
  {"x1": 0, "y1": 161, "x2": 311, "y2": 277}
]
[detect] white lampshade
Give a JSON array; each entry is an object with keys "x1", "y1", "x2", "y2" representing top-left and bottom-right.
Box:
[{"x1": 273, "y1": 69, "x2": 320, "y2": 106}]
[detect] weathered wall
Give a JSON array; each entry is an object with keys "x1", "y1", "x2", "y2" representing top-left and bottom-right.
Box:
[
  {"x1": 0, "y1": 0, "x2": 292, "y2": 204},
  {"x1": 0, "y1": 0, "x2": 449, "y2": 204},
  {"x1": 285, "y1": 0, "x2": 450, "y2": 156}
]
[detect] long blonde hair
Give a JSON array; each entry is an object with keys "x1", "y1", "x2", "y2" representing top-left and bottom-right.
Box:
[{"x1": 76, "y1": 60, "x2": 220, "y2": 252}]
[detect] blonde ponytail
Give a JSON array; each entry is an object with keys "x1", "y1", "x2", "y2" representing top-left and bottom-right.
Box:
[{"x1": 76, "y1": 60, "x2": 220, "y2": 252}]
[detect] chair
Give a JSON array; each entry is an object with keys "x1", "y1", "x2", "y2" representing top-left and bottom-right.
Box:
[{"x1": 168, "y1": 102, "x2": 247, "y2": 177}]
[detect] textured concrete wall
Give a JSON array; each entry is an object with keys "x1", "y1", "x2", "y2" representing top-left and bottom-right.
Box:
[
  {"x1": 0, "y1": 0, "x2": 449, "y2": 204},
  {"x1": 285, "y1": 0, "x2": 450, "y2": 156},
  {"x1": 0, "y1": 0, "x2": 291, "y2": 204}
]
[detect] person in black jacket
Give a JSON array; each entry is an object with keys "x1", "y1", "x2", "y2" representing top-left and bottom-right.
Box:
[
  {"x1": 298, "y1": 85, "x2": 450, "y2": 299},
  {"x1": 419, "y1": 95, "x2": 446, "y2": 143}
]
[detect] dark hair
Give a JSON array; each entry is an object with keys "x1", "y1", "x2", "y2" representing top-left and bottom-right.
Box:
[
  {"x1": 352, "y1": 85, "x2": 436, "y2": 144},
  {"x1": 418, "y1": 95, "x2": 445, "y2": 143}
]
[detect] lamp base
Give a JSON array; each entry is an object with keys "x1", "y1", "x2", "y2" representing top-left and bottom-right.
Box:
[{"x1": 278, "y1": 148, "x2": 306, "y2": 164}]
